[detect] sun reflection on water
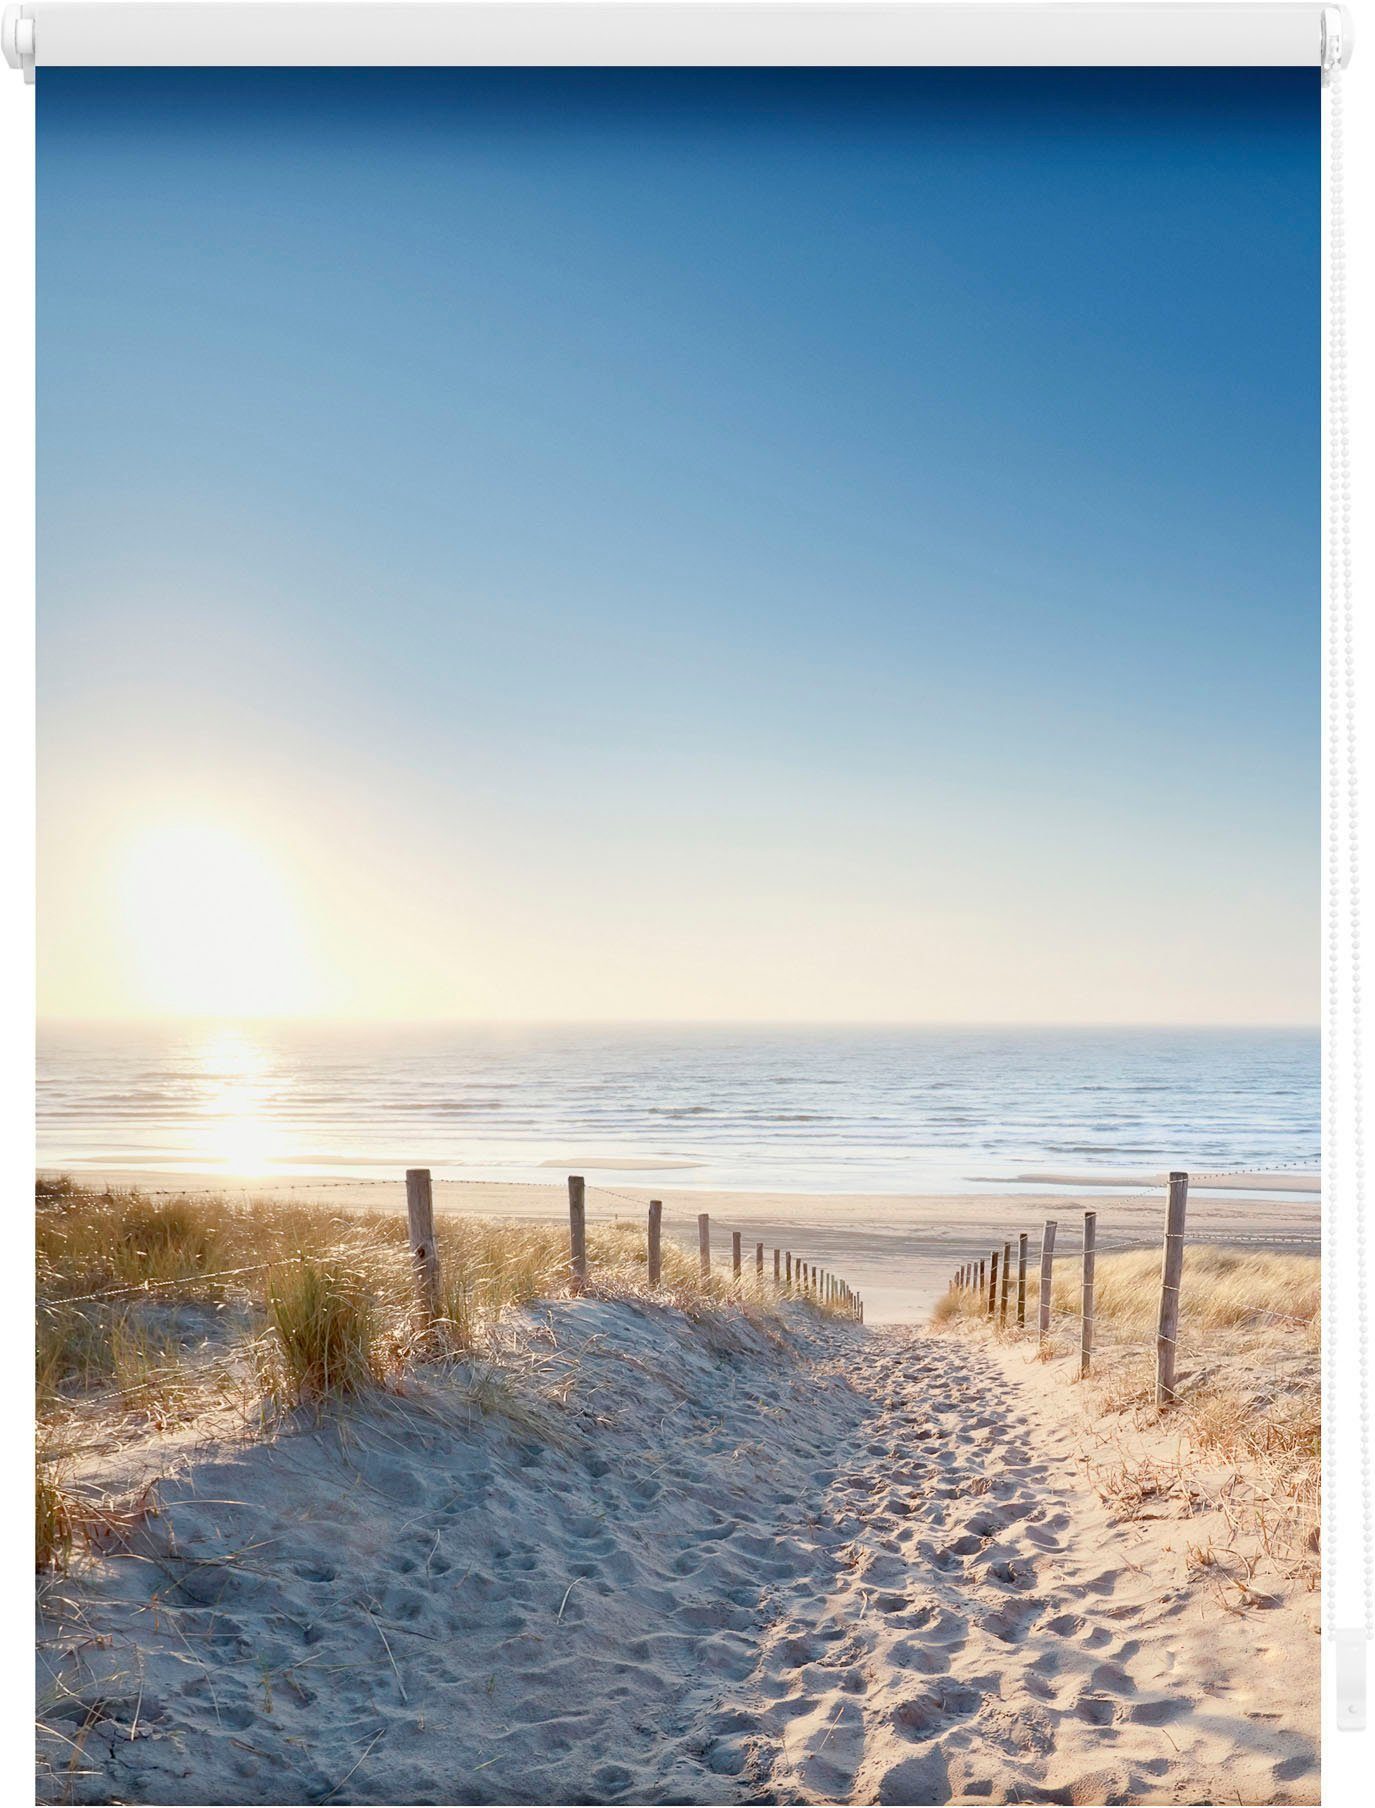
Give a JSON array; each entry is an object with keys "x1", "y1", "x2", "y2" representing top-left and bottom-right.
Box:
[{"x1": 189, "y1": 1028, "x2": 288, "y2": 1174}]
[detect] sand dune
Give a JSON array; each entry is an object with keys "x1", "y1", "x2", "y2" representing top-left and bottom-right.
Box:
[{"x1": 38, "y1": 1296, "x2": 1316, "y2": 1805}]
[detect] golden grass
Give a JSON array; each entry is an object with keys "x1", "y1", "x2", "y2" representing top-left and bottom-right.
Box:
[
  {"x1": 35, "y1": 1457, "x2": 73, "y2": 1572},
  {"x1": 263, "y1": 1257, "x2": 388, "y2": 1402},
  {"x1": 933, "y1": 1244, "x2": 1318, "y2": 1339}
]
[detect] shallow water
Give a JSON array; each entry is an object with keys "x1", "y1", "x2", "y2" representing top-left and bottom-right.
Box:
[{"x1": 36, "y1": 1022, "x2": 1318, "y2": 1195}]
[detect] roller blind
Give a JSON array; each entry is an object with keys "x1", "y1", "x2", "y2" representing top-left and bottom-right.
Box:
[{"x1": 20, "y1": 4, "x2": 1366, "y2": 1803}]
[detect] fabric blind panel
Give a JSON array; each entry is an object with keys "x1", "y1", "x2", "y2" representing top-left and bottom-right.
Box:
[{"x1": 30, "y1": 21, "x2": 1343, "y2": 1808}]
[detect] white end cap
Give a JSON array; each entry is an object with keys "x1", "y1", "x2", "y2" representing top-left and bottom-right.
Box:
[
  {"x1": 2, "y1": 6, "x2": 36, "y2": 83},
  {"x1": 1336, "y1": 1628, "x2": 1368, "y2": 1732}
]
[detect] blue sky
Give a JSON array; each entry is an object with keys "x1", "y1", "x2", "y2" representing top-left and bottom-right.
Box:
[{"x1": 37, "y1": 70, "x2": 1319, "y2": 1024}]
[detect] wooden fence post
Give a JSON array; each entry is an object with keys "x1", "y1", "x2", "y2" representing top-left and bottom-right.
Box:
[
  {"x1": 1016, "y1": 1233, "x2": 1028, "y2": 1328},
  {"x1": 756, "y1": 1241, "x2": 764, "y2": 1277},
  {"x1": 732, "y1": 1231, "x2": 742, "y2": 1278},
  {"x1": 1155, "y1": 1171, "x2": 1189, "y2": 1407},
  {"x1": 999, "y1": 1241, "x2": 1011, "y2": 1325},
  {"x1": 1079, "y1": 1210, "x2": 1096, "y2": 1378},
  {"x1": 785, "y1": 1250, "x2": 792, "y2": 1288},
  {"x1": 979, "y1": 1257, "x2": 986, "y2": 1295},
  {"x1": 647, "y1": 1198, "x2": 663, "y2": 1287},
  {"x1": 405, "y1": 1168, "x2": 442, "y2": 1329},
  {"x1": 773, "y1": 1248, "x2": 781, "y2": 1284},
  {"x1": 1037, "y1": 1220, "x2": 1057, "y2": 1343},
  {"x1": 568, "y1": 1175, "x2": 587, "y2": 1291},
  {"x1": 987, "y1": 1249, "x2": 999, "y2": 1317},
  {"x1": 698, "y1": 1213, "x2": 711, "y2": 1280}
]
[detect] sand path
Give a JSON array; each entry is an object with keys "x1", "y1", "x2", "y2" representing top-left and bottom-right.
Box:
[
  {"x1": 39, "y1": 1310, "x2": 1316, "y2": 1805},
  {"x1": 718, "y1": 1329, "x2": 1316, "y2": 1805}
]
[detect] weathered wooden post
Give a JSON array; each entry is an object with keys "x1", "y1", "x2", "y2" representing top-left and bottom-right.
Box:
[
  {"x1": 1079, "y1": 1210, "x2": 1096, "y2": 1378},
  {"x1": 405, "y1": 1168, "x2": 442, "y2": 1330},
  {"x1": 647, "y1": 1198, "x2": 663, "y2": 1287},
  {"x1": 773, "y1": 1248, "x2": 781, "y2": 1284},
  {"x1": 1016, "y1": 1233, "x2": 1028, "y2": 1328},
  {"x1": 1037, "y1": 1219, "x2": 1057, "y2": 1343},
  {"x1": 732, "y1": 1231, "x2": 742, "y2": 1278},
  {"x1": 1155, "y1": 1172, "x2": 1189, "y2": 1407},
  {"x1": 785, "y1": 1250, "x2": 792, "y2": 1288},
  {"x1": 998, "y1": 1241, "x2": 1011, "y2": 1325},
  {"x1": 567, "y1": 1174, "x2": 588, "y2": 1292},
  {"x1": 987, "y1": 1249, "x2": 999, "y2": 1317},
  {"x1": 979, "y1": 1257, "x2": 986, "y2": 1295},
  {"x1": 698, "y1": 1213, "x2": 711, "y2": 1280},
  {"x1": 756, "y1": 1241, "x2": 764, "y2": 1277}
]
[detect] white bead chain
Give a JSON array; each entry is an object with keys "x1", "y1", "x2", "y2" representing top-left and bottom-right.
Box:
[{"x1": 1323, "y1": 41, "x2": 1373, "y2": 1652}]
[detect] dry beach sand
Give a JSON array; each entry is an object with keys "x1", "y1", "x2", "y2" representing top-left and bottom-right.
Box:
[
  {"x1": 38, "y1": 1294, "x2": 1317, "y2": 1806},
  {"x1": 38, "y1": 1175, "x2": 1319, "y2": 1804}
]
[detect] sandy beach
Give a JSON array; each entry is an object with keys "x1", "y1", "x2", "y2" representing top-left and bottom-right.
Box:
[
  {"x1": 38, "y1": 1286, "x2": 1318, "y2": 1805},
  {"x1": 57, "y1": 1169, "x2": 1320, "y2": 1324}
]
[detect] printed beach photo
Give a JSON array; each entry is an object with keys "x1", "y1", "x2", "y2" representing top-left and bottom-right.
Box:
[{"x1": 36, "y1": 70, "x2": 1319, "y2": 1805}]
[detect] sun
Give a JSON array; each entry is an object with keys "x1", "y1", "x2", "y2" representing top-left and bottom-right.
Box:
[{"x1": 114, "y1": 817, "x2": 322, "y2": 1017}]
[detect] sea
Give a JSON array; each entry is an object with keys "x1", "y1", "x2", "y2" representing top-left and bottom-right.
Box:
[{"x1": 35, "y1": 1023, "x2": 1319, "y2": 1196}]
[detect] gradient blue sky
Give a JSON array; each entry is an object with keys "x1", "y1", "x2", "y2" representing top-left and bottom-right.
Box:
[{"x1": 37, "y1": 70, "x2": 1319, "y2": 1023}]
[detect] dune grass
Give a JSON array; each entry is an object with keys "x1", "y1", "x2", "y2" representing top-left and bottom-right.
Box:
[
  {"x1": 35, "y1": 1456, "x2": 72, "y2": 1572},
  {"x1": 932, "y1": 1243, "x2": 1319, "y2": 1339},
  {"x1": 36, "y1": 1178, "x2": 849, "y2": 1566},
  {"x1": 264, "y1": 1257, "x2": 387, "y2": 1400}
]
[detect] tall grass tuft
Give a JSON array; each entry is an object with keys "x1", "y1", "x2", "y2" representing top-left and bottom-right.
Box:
[
  {"x1": 36, "y1": 1459, "x2": 72, "y2": 1572},
  {"x1": 264, "y1": 1258, "x2": 384, "y2": 1403}
]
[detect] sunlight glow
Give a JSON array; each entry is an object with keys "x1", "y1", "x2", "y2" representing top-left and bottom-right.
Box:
[
  {"x1": 189, "y1": 1028, "x2": 288, "y2": 1173},
  {"x1": 114, "y1": 818, "x2": 323, "y2": 1018}
]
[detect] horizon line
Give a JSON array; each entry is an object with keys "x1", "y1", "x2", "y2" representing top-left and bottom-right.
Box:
[{"x1": 35, "y1": 1015, "x2": 1321, "y2": 1033}]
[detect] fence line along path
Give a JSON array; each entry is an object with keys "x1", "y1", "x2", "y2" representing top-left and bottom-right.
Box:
[
  {"x1": 392, "y1": 1171, "x2": 865, "y2": 1326},
  {"x1": 945, "y1": 1173, "x2": 1194, "y2": 1407}
]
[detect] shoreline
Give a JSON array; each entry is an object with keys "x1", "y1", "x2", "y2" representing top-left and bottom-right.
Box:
[{"x1": 41, "y1": 1168, "x2": 1321, "y2": 1323}]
